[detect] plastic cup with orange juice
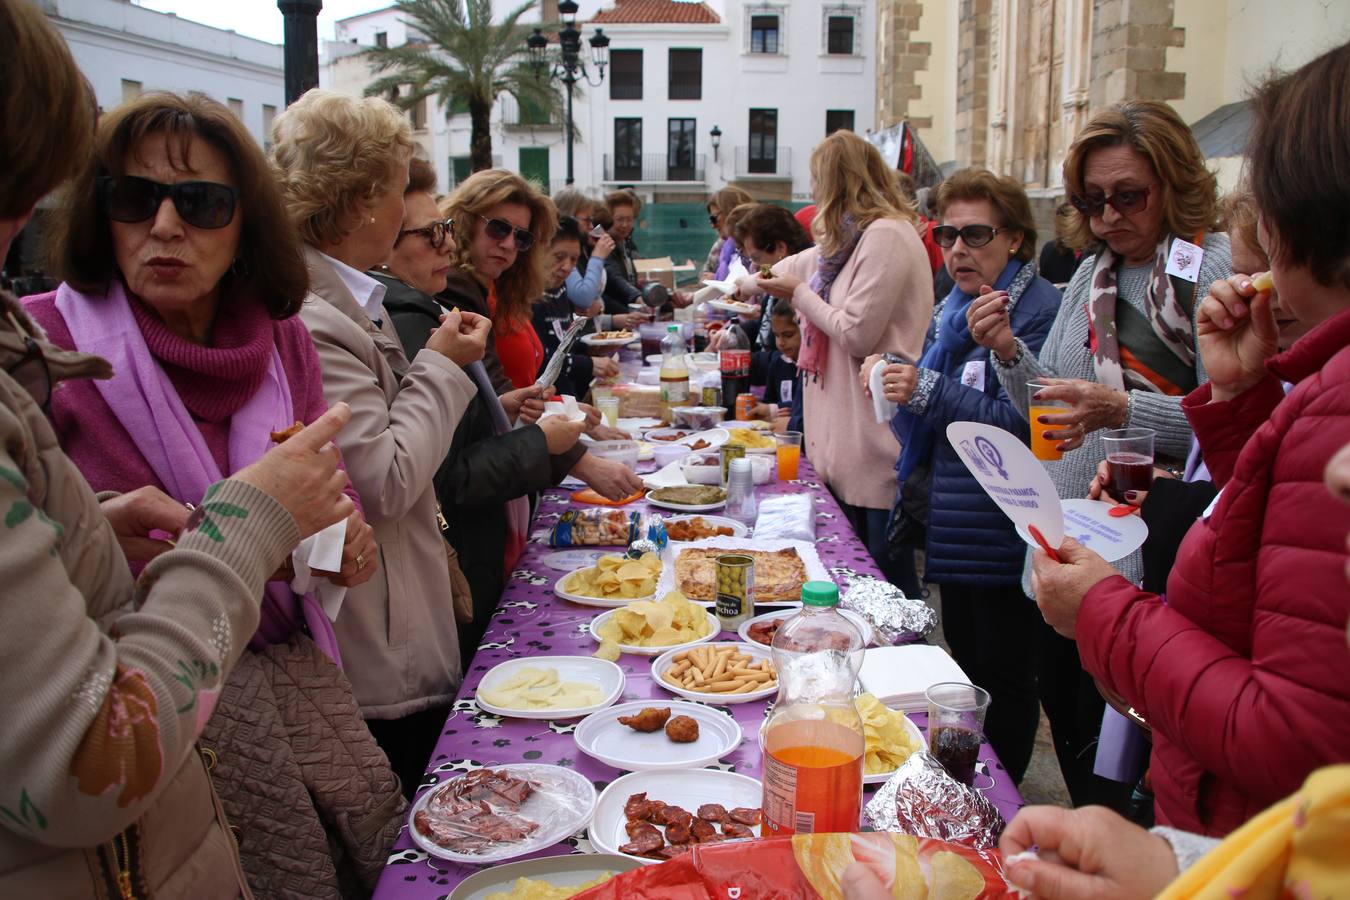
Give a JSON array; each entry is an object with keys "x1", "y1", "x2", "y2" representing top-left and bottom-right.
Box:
[
  {"x1": 776, "y1": 431, "x2": 803, "y2": 481},
  {"x1": 1028, "y1": 381, "x2": 1070, "y2": 460}
]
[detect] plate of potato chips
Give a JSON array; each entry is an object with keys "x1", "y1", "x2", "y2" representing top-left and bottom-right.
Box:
[
  {"x1": 855, "y1": 692, "x2": 925, "y2": 783},
  {"x1": 474, "y1": 657, "x2": 625, "y2": 720},
  {"x1": 588, "y1": 591, "x2": 719, "y2": 658},
  {"x1": 554, "y1": 553, "x2": 662, "y2": 608}
]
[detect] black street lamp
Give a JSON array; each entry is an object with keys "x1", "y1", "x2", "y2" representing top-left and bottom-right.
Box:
[
  {"x1": 709, "y1": 125, "x2": 722, "y2": 162},
  {"x1": 278, "y1": 0, "x2": 323, "y2": 105},
  {"x1": 526, "y1": 0, "x2": 609, "y2": 186}
]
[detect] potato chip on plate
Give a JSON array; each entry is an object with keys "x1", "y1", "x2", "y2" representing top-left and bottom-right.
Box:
[
  {"x1": 589, "y1": 591, "x2": 719, "y2": 656},
  {"x1": 555, "y1": 553, "x2": 662, "y2": 607},
  {"x1": 855, "y1": 692, "x2": 925, "y2": 781}
]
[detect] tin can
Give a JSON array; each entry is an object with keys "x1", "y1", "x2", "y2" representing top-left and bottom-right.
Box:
[
  {"x1": 719, "y1": 443, "x2": 746, "y2": 486},
  {"x1": 701, "y1": 384, "x2": 722, "y2": 409},
  {"x1": 715, "y1": 553, "x2": 755, "y2": 631},
  {"x1": 736, "y1": 392, "x2": 757, "y2": 421}
]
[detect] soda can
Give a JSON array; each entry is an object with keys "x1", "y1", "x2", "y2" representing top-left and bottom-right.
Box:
[
  {"x1": 715, "y1": 553, "x2": 754, "y2": 631},
  {"x1": 736, "y1": 392, "x2": 757, "y2": 421},
  {"x1": 719, "y1": 443, "x2": 746, "y2": 486}
]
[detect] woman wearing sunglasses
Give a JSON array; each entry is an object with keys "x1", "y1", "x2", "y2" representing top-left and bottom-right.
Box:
[
  {"x1": 271, "y1": 90, "x2": 494, "y2": 800},
  {"x1": 858, "y1": 168, "x2": 1062, "y2": 785},
  {"x1": 22, "y1": 88, "x2": 404, "y2": 895},
  {"x1": 378, "y1": 162, "x2": 592, "y2": 656}
]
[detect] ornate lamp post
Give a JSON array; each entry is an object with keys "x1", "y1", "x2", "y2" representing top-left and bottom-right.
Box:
[
  {"x1": 277, "y1": 0, "x2": 323, "y2": 105},
  {"x1": 709, "y1": 125, "x2": 722, "y2": 162},
  {"x1": 526, "y1": 1, "x2": 609, "y2": 186}
]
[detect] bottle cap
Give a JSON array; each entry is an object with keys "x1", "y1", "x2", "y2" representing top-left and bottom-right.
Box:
[
  {"x1": 801, "y1": 581, "x2": 839, "y2": 607},
  {"x1": 667, "y1": 324, "x2": 680, "y2": 332}
]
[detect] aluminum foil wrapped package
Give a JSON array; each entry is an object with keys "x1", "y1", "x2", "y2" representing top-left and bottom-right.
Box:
[
  {"x1": 842, "y1": 576, "x2": 937, "y2": 644},
  {"x1": 863, "y1": 751, "x2": 1005, "y2": 850}
]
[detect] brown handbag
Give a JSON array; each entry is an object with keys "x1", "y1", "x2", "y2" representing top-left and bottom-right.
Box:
[{"x1": 437, "y1": 502, "x2": 474, "y2": 624}]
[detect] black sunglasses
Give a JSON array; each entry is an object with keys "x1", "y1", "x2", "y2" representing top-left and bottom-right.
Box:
[
  {"x1": 5, "y1": 335, "x2": 52, "y2": 416},
  {"x1": 708, "y1": 213, "x2": 720, "y2": 226},
  {"x1": 480, "y1": 215, "x2": 534, "y2": 252},
  {"x1": 1070, "y1": 186, "x2": 1151, "y2": 219},
  {"x1": 931, "y1": 224, "x2": 1003, "y2": 249},
  {"x1": 97, "y1": 175, "x2": 239, "y2": 230},
  {"x1": 396, "y1": 217, "x2": 454, "y2": 249}
]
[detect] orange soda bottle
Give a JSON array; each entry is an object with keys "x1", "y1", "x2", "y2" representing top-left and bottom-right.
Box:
[{"x1": 761, "y1": 581, "x2": 866, "y2": 835}]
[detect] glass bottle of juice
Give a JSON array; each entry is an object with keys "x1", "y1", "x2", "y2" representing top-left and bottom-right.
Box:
[
  {"x1": 761, "y1": 581, "x2": 866, "y2": 836},
  {"x1": 659, "y1": 325, "x2": 689, "y2": 424}
]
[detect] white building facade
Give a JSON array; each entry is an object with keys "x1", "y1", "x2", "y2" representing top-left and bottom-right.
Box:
[
  {"x1": 39, "y1": 0, "x2": 285, "y2": 147},
  {"x1": 321, "y1": 0, "x2": 875, "y2": 203}
]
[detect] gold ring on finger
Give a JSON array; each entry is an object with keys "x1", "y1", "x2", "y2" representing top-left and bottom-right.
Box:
[{"x1": 357, "y1": 554, "x2": 365, "y2": 570}]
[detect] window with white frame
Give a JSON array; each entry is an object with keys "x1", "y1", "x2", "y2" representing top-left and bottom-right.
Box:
[
  {"x1": 743, "y1": 4, "x2": 786, "y2": 55},
  {"x1": 822, "y1": 6, "x2": 862, "y2": 56}
]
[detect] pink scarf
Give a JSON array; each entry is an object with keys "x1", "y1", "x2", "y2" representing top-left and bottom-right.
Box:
[
  {"x1": 798, "y1": 216, "x2": 863, "y2": 381},
  {"x1": 55, "y1": 280, "x2": 343, "y2": 664}
]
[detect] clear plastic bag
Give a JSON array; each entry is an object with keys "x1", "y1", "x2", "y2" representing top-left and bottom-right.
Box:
[{"x1": 752, "y1": 494, "x2": 816, "y2": 541}]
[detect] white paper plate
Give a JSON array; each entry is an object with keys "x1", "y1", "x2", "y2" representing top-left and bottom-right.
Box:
[
  {"x1": 738, "y1": 607, "x2": 875, "y2": 648},
  {"x1": 408, "y1": 764, "x2": 597, "y2": 864},
  {"x1": 581, "y1": 434, "x2": 655, "y2": 460},
  {"x1": 574, "y1": 701, "x2": 743, "y2": 772},
  {"x1": 659, "y1": 515, "x2": 748, "y2": 541},
  {"x1": 862, "y1": 713, "x2": 926, "y2": 784},
  {"x1": 650, "y1": 642, "x2": 778, "y2": 705},
  {"x1": 588, "y1": 608, "x2": 721, "y2": 656},
  {"x1": 656, "y1": 538, "x2": 832, "y2": 606},
  {"x1": 540, "y1": 548, "x2": 610, "y2": 571},
  {"x1": 645, "y1": 491, "x2": 728, "y2": 513},
  {"x1": 447, "y1": 854, "x2": 642, "y2": 900},
  {"x1": 555, "y1": 562, "x2": 659, "y2": 609},
  {"x1": 617, "y1": 416, "x2": 664, "y2": 432},
  {"x1": 644, "y1": 427, "x2": 729, "y2": 450},
  {"x1": 582, "y1": 332, "x2": 637, "y2": 348},
  {"x1": 473, "y1": 656, "x2": 625, "y2": 720},
  {"x1": 589, "y1": 768, "x2": 762, "y2": 863},
  {"x1": 709, "y1": 298, "x2": 760, "y2": 316}
]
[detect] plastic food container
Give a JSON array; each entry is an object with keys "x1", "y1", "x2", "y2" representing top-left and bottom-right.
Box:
[
  {"x1": 671, "y1": 406, "x2": 728, "y2": 429},
  {"x1": 587, "y1": 440, "x2": 640, "y2": 471},
  {"x1": 652, "y1": 443, "x2": 692, "y2": 467},
  {"x1": 683, "y1": 453, "x2": 772, "y2": 485}
]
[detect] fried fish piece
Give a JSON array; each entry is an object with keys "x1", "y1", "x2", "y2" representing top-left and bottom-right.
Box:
[
  {"x1": 664, "y1": 715, "x2": 700, "y2": 743},
  {"x1": 269, "y1": 421, "x2": 304, "y2": 443},
  {"x1": 618, "y1": 707, "x2": 672, "y2": 733}
]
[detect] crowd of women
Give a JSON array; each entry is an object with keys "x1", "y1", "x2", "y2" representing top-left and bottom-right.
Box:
[{"x1": 0, "y1": 2, "x2": 1345, "y2": 895}]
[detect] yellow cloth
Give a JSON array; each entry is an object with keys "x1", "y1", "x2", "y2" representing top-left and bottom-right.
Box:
[{"x1": 1158, "y1": 765, "x2": 1350, "y2": 899}]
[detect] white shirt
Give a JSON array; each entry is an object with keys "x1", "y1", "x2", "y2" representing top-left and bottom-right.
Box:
[{"x1": 321, "y1": 252, "x2": 387, "y2": 324}]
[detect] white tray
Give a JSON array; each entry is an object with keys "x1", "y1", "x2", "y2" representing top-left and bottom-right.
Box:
[
  {"x1": 656, "y1": 537, "x2": 832, "y2": 606},
  {"x1": 574, "y1": 701, "x2": 743, "y2": 772}
]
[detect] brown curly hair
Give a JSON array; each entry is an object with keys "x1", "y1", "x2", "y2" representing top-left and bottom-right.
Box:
[
  {"x1": 46, "y1": 91, "x2": 308, "y2": 318},
  {"x1": 935, "y1": 167, "x2": 1038, "y2": 264},
  {"x1": 441, "y1": 169, "x2": 557, "y2": 327},
  {"x1": 1060, "y1": 100, "x2": 1218, "y2": 253}
]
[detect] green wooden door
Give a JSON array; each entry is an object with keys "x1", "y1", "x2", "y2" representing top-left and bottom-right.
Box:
[{"x1": 519, "y1": 147, "x2": 550, "y2": 195}]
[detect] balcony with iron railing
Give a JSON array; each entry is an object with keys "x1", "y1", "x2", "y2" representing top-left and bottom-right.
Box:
[
  {"x1": 733, "y1": 145, "x2": 791, "y2": 178},
  {"x1": 602, "y1": 153, "x2": 706, "y2": 183},
  {"x1": 498, "y1": 94, "x2": 562, "y2": 129}
]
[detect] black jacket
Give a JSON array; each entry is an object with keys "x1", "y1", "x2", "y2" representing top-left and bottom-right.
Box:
[
  {"x1": 602, "y1": 237, "x2": 641, "y2": 313},
  {"x1": 532, "y1": 285, "x2": 593, "y2": 398},
  {"x1": 376, "y1": 270, "x2": 580, "y2": 656}
]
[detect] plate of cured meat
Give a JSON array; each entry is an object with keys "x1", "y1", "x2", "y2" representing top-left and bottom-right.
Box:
[
  {"x1": 588, "y1": 768, "x2": 764, "y2": 864},
  {"x1": 409, "y1": 765, "x2": 597, "y2": 863}
]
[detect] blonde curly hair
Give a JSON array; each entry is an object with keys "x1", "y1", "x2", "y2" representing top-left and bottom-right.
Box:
[
  {"x1": 441, "y1": 169, "x2": 557, "y2": 327},
  {"x1": 269, "y1": 89, "x2": 414, "y2": 247}
]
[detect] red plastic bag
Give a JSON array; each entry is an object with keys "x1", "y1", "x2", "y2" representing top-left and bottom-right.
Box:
[{"x1": 574, "y1": 832, "x2": 1015, "y2": 898}]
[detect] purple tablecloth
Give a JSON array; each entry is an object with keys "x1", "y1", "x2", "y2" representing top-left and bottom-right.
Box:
[{"x1": 373, "y1": 461, "x2": 1024, "y2": 896}]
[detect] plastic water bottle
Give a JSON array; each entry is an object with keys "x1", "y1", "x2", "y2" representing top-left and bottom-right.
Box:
[
  {"x1": 761, "y1": 582, "x2": 866, "y2": 836},
  {"x1": 659, "y1": 325, "x2": 689, "y2": 424}
]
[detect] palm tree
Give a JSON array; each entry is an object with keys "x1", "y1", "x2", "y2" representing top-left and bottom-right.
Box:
[{"x1": 364, "y1": 0, "x2": 562, "y2": 172}]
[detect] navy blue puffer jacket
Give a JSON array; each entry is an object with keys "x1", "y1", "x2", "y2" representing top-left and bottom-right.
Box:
[{"x1": 893, "y1": 268, "x2": 1063, "y2": 586}]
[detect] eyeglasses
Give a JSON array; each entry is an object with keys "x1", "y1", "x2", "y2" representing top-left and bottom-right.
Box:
[
  {"x1": 931, "y1": 224, "x2": 1003, "y2": 249},
  {"x1": 96, "y1": 175, "x2": 239, "y2": 230},
  {"x1": 396, "y1": 217, "x2": 454, "y2": 249},
  {"x1": 1070, "y1": 186, "x2": 1151, "y2": 218},
  {"x1": 479, "y1": 215, "x2": 535, "y2": 252},
  {"x1": 5, "y1": 335, "x2": 52, "y2": 415}
]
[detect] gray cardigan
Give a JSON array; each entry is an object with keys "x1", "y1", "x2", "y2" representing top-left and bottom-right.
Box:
[{"x1": 991, "y1": 232, "x2": 1232, "y2": 590}]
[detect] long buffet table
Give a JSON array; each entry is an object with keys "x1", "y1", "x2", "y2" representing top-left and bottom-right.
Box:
[{"x1": 373, "y1": 459, "x2": 1024, "y2": 897}]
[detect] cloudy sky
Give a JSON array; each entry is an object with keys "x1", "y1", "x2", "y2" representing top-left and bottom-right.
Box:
[{"x1": 137, "y1": 0, "x2": 391, "y2": 44}]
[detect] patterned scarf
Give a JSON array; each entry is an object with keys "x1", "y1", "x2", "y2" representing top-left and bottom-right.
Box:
[
  {"x1": 1087, "y1": 236, "x2": 1196, "y2": 392},
  {"x1": 798, "y1": 216, "x2": 863, "y2": 381}
]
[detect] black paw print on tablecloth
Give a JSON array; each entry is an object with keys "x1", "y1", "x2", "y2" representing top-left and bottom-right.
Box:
[
  {"x1": 448, "y1": 699, "x2": 504, "y2": 729},
  {"x1": 547, "y1": 720, "x2": 579, "y2": 735}
]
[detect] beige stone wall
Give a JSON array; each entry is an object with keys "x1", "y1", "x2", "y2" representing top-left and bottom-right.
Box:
[
  {"x1": 955, "y1": 0, "x2": 992, "y2": 169},
  {"x1": 876, "y1": 0, "x2": 935, "y2": 133},
  {"x1": 1089, "y1": 0, "x2": 1185, "y2": 108}
]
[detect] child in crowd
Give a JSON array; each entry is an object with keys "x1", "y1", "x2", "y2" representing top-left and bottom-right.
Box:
[{"x1": 749, "y1": 300, "x2": 804, "y2": 434}]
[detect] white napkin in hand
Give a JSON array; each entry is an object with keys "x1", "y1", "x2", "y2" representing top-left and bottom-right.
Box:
[
  {"x1": 869, "y1": 359, "x2": 898, "y2": 423},
  {"x1": 539, "y1": 394, "x2": 586, "y2": 423},
  {"x1": 291, "y1": 517, "x2": 348, "y2": 621}
]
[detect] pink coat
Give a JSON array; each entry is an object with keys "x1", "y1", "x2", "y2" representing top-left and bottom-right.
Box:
[
  {"x1": 1077, "y1": 307, "x2": 1350, "y2": 836},
  {"x1": 776, "y1": 217, "x2": 933, "y2": 510}
]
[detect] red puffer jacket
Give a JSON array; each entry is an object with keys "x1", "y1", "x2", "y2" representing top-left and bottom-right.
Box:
[{"x1": 1076, "y1": 306, "x2": 1350, "y2": 837}]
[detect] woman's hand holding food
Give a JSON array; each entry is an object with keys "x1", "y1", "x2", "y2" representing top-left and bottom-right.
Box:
[
  {"x1": 754, "y1": 272, "x2": 803, "y2": 301},
  {"x1": 427, "y1": 308, "x2": 491, "y2": 367},
  {"x1": 572, "y1": 453, "x2": 644, "y2": 501},
  {"x1": 101, "y1": 486, "x2": 191, "y2": 563},
  {"x1": 966, "y1": 286, "x2": 1016, "y2": 362},
  {"x1": 1196, "y1": 274, "x2": 1279, "y2": 402},
  {"x1": 233, "y1": 404, "x2": 356, "y2": 539},
  {"x1": 1031, "y1": 378, "x2": 1128, "y2": 452}
]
